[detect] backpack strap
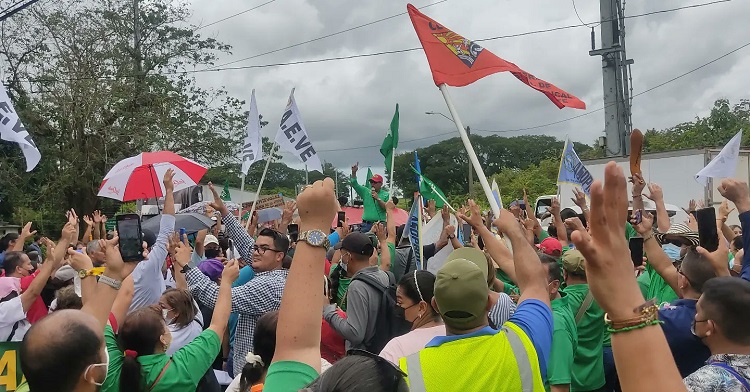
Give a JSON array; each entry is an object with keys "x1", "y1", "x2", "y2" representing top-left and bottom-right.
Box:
[
  {"x1": 575, "y1": 290, "x2": 594, "y2": 325},
  {"x1": 353, "y1": 272, "x2": 388, "y2": 293},
  {"x1": 711, "y1": 362, "x2": 750, "y2": 391},
  {"x1": 148, "y1": 359, "x2": 172, "y2": 392}
]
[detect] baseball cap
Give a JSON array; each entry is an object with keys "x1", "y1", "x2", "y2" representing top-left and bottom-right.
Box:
[
  {"x1": 369, "y1": 174, "x2": 384, "y2": 183},
  {"x1": 562, "y1": 249, "x2": 586, "y2": 274},
  {"x1": 445, "y1": 247, "x2": 492, "y2": 287},
  {"x1": 434, "y1": 258, "x2": 489, "y2": 330},
  {"x1": 197, "y1": 259, "x2": 224, "y2": 282},
  {"x1": 340, "y1": 232, "x2": 375, "y2": 257},
  {"x1": 204, "y1": 234, "x2": 220, "y2": 247},
  {"x1": 537, "y1": 237, "x2": 563, "y2": 256}
]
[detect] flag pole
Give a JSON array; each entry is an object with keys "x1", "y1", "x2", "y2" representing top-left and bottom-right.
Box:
[
  {"x1": 437, "y1": 84, "x2": 500, "y2": 218},
  {"x1": 246, "y1": 144, "x2": 276, "y2": 230},
  {"x1": 240, "y1": 173, "x2": 246, "y2": 193},
  {"x1": 417, "y1": 192, "x2": 425, "y2": 270},
  {"x1": 305, "y1": 165, "x2": 309, "y2": 185},
  {"x1": 389, "y1": 147, "x2": 396, "y2": 191}
]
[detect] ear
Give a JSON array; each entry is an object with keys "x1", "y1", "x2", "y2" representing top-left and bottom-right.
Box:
[
  {"x1": 485, "y1": 293, "x2": 494, "y2": 312},
  {"x1": 550, "y1": 280, "x2": 561, "y2": 293},
  {"x1": 431, "y1": 297, "x2": 440, "y2": 314}
]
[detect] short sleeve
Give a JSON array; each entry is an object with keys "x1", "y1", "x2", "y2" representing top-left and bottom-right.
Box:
[
  {"x1": 264, "y1": 360, "x2": 319, "y2": 392},
  {"x1": 546, "y1": 327, "x2": 574, "y2": 386},
  {"x1": 171, "y1": 329, "x2": 222, "y2": 385},
  {"x1": 104, "y1": 326, "x2": 123, "y2": 387},
  {"x1": 507, "y1": 299, "x2": 553, "y2": 378},
  {"x1": 0, "y1": 297, "x2": 26, "y2": 329}
]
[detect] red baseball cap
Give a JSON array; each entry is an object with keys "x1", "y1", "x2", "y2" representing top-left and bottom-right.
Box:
[
  {"x1": 536, "y1": 237, "x2": 563, "y2": 257},
  {"x1": 370, "y1": 174, "x2": 384, "y2": 183}
]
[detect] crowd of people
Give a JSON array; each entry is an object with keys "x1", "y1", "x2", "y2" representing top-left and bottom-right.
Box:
[{"x1": 1, "y1": 161, "x2": 750, "y2": 392}]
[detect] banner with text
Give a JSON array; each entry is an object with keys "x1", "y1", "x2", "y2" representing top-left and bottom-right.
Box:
[
  {"x1": 241, "y1": 89, "x2": 263, "y2": 176},
  {"x1": 557, "y1": 138, "x2": 593, "y2": 195},
  {"x1": 273, "y1": 89, "x2": 323, "y2": 173},
  {"x1": 0, "y1": 342, "x2": 24, "y2": 391},
  {"x1": 0, "y1": 86, "x2": 40, "y2": 172}
]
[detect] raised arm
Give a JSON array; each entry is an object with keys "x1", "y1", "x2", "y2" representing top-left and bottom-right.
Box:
[
  {"x1": 717, "y1": 179, "x2": 750, "y2": 281},
  {"x1": 571, "y1": 188, "x2": 590, "y2": 224},
  {"x1": 12, "y1": 222, "x2": 36, "y2": 252},
  {"x1": 644, "y1": 183, "x2": 671, "y2": 232},
  {"x1": 494, "y1": 205, "x2": 550, "y2": 307},
  {"x1": 92, "y1": 211, "x2": 103, "y2": 240},
  {"x1": 375, "y1": 223, "x2": 391, "y2": 272},
  {"x1": 83, "y1": 237, "x2": 137, "y2": 331},
  {"x1": 570, "y1": 162, "x2": 685, "y2": 392},
  {"x1": 630, "y1": 173, "x2": 646, "y2": 216},
  {"x1": 208, "y1": 182, "x2": 255, "y2": 263},
  {"x1": 273, "y1": 178, "x2": 337, "y2": 372},
  {"x1": 630, "y1": 211, "x2": 680, "y2": 294},
  {"x1": 277, "y1": 201, "x2": 297, "y2": 235},
  {"x1": 350, "y1": 162, "x2": 369, "y2": 198},
  {"x1": 459, "y1": 200, "x2": 518, "y2": 284},
  {"x1": 718, "y1": 199, "x2": 737, "y2": 242},
  {"x1": 19, "y1": 227, "x2": 68, "y2": 312},
  {"x1": 550, "y1": 198, "x2": 568, "y2": 247},
  {"x1": 81, "y1": 215, "x2": 93, "y2": 243}
]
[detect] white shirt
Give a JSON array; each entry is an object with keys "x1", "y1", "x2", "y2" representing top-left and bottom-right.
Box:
[
  {"x1": 167, "y1": 319, "x2": 204, "y2": 356},
  {"x1": 128, "y1": 214, "x2": 175, "y2": 314},
  {"x1": 379, "y1": 324, "x2": 446, "y2": 364},
  {"x1": 0, "y1": 296, "x2": 31, "y2": 342}
]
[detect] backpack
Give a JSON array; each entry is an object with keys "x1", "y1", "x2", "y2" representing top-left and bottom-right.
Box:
[{"x1": 352, "y1": 271, "x2": 411, "y2": 353}]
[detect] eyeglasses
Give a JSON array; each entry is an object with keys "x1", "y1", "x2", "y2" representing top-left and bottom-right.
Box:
[
  {"x1": 346, "y1": 349, "x2": 407, "y2": 390},
  {"x1": 252, "y1": 245, "x2": 283, "y2": 255}
]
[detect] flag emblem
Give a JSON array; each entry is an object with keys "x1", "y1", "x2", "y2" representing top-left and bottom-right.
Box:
[{"x1": 432, "y1": 31, "x2": 483, "y2": 68}]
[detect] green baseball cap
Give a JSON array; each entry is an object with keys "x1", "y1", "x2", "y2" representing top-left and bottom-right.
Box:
[
  {"x1": 434, "y1": 258, "x2": 490, "y2": 330},
  {"x1": 445, "y1": 247, "x2": 492, "y2": 287},
  {"x1": 562, "y1": 249, "x2": 586, "y2": 274}
]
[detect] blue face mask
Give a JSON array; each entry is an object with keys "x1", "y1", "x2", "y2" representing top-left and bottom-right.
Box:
[{"x1": 662, "y1": 244, "x2": 682, "y2": 261}]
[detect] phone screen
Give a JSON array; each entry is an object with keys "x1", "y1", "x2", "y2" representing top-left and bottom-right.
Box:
[
  {"x1": 461, "y1": 224, "x2": 472, "y2": 244},
  {"x1": 288, "y1": 224, "x2": 299, "y2": 243},
  {"x1": 629, "y1": 237, "x2": 644, "y2": 267},
  {"x1": 179, "y1": 228, "x2": 186, "y2": 242},
  {"x1": 696, "y1": 207, "x2": 719, "y2": 252},
  {"x1": 116, "y1": 214, "x2": 144, "y2": 262},
  {"x1": 634, "y1": 210, "x2": 643, "y2": 225},
  {"x1": 228, "y1": 239, "x2": 236, "y2": 260},
  {"x1": 337, "y1": 211, "x2": 345, "y2": 228}
]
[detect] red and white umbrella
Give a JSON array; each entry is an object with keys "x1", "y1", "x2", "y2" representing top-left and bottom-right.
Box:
[{"x1": 98, "y1": 151, "x2": 207, "y2": 201}]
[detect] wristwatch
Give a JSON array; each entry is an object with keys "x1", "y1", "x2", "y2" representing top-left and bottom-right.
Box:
[
  {"x1": 77, "y1": 267, "x2": 105, "y2": 279},
  {"x1": 298, "y1": 230, "x2": 331, "y2": 249},
  {"x1": 98, "y1": 275, "x2": 122, "y2": 290},
  {"x1": 180, "y1": 264, "x2": 192, "y2": 274},
  {"x1": 447, "y1": 234, "x2": 455, "y2": 239}
]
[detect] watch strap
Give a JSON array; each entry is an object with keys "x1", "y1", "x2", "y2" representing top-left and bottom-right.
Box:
[
  {"x1": 180, "y1": 265, "x2": 192, "y2": 274},
  {"x1": 98, "y1": 275, "x2": 122, "y2": 290}
]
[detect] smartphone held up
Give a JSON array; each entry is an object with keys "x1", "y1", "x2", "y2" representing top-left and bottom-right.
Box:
[{"x1": 116, "y1": 214, "x2": 144, "y2": 262}]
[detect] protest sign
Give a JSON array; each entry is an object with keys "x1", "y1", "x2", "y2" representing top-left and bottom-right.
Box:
[{"x1": 254, "y1": 194, "x2": 284, "y2": 211}]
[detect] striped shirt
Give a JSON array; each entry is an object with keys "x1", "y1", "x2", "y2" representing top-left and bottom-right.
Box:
[{"x1": 489, "y1": 292, "x2": 517, "y2": 328}]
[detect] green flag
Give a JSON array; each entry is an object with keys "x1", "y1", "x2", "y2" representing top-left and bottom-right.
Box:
[
  {"x1": 380, "y1": 104, "x2": 399, "y2": 175},
  {"x1": 220, "y1": 181, "x2": 231, "y2": 201},
  {"x1": 410, "y1": 166, "x2": 448, "y2": 208},
  {"x1": 366, "y1": 167, "x2": 374, "y2": 186}
]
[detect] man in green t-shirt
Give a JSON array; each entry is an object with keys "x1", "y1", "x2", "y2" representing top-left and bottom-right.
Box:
[
  {"x1": 561, "y1": 250, "x2": 606, "y2": 392},
  {"x1": 351, "y1": 162, "x2": 389, "y2": 232}
]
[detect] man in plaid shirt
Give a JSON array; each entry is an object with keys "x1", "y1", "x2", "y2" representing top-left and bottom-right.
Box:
[{"x1": 182, "y1": 187, "x2": 289, "y2": 376}]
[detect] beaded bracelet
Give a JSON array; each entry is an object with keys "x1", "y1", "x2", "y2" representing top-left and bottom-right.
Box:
[{"x1": 607, "y1": 319, "x2": 663, "y2": 334}]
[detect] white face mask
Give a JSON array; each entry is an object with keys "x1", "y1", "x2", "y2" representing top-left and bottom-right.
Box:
[
  {"x1": 162, "y1": 308, "x2": 174, "y2": 325},
  {"x1": 84, "y1": 347, "x2": 109, "y2": 386}
]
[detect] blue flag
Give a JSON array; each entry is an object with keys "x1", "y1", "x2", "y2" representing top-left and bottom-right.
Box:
[
  {"x1": 557, "y1": 139, "x2": 594, "y2": 195},
  {"x1": 414, "y1": 151, "x2": 422, "y2": 185},
  {"x1": 406, "y1": 195, "x2": 422, "y2": 268}
]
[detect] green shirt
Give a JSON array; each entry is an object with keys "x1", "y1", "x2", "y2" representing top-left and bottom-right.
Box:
[
  {"x1": 264, "y1": 360, "x2": 319, "y2": 391},
  {"x1": 350, "y1": 177, "x2": 389, "y2": 222},
  {"x1": 329, "y1": 263, "x2": 351, "y2": 312},
  {"x1": 644, "y1": 261, "x2": 678, "y2": 305},
  {"x1": 546, "y1": 297, "x2": 578, "y2": 391},
  {"x1": 561, "y1": 284, "x2": 606, "y2": 392},
  {"x1": 494, "y1": 269, "x2": 519, "y2": 296},
  {"x1": 101, "y1": 326, "x2": 221, "y2": 392}
]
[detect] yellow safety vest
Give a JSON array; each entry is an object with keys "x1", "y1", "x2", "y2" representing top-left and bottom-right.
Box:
[{"x1": 399, "y1": 323, "x2": 545, "y2": 392}]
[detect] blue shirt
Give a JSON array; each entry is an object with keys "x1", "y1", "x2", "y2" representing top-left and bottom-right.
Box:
[
  {"x1": 426, "y1": 299, "x2": 553, "y2": 380},
  {"x1": 740, "y1": 211, "x2": 750, "y2": 282},
  {"x1": 659, "y1": 299, "x2": 710, "y2": 377}
]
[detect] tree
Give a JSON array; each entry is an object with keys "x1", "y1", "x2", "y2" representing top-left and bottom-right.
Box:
[{"x1": 0, "y1": 0, "x2": 244, "y2": 232}]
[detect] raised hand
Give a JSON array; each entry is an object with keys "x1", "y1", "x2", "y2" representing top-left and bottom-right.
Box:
[
  {"x1": 457, "y1": 199, "x2": 483, "y2": 229},
  {"x1": 688, "y1": 199, "x2": 697, "y2": 213},
  {"x1": 351, "y1": 162, "x2": 359, "y2": 177},
  {"x1": 719, "y1": 199, "x2": 735, "y2": 222},
  {"x1": 66, "y1": 248, "x2": 94, "y2": 271},
  {"x1": 426, "y1": 199, "x2": 436, "y2": 218},
  {"x1": 207, "y1": 182, "x2": 229, "y2": 216},
  {"x1": 629, "y1": 210, "x2": 654, "y2": 235},
  {"x1": 282, "y1": 201, "x2": 297, "y2": 223},
  {"x1": 100, "y1": 237, "x2": 137, "y2": 281},
  {"x1": 564, "y1": 216, "x2": 586, "y2": 233},
  {"x1": 510, "y1": 203, "x2": 521, "y2": 219},
  {"x1": 163, "y1": 168, "x2": 175, "y2": 192},
  {"x1": 571, "y1": 188, "x2": 587, "y2": 209},
  {"x1": 67, "y1": 209, "x2": 78, "y2": 226},
  {"x1": 374, "y1": 222, "x2": 386, "y2": 242},
  {"x1": 172, "y1": 240, "x2": 193, "y2": 269},
  {"x1": 92, "y1": 210, "x2": 102, "y2": 223},
  {"x1": 550, "y1": 197, "x2": 561, "y2": 217},
  {"x1": 718, "y1": 178, "x2": 750, "y2": 213},
  {"x1": 493, "y1": 207, "x2": 523, "y2": 236},
  {"x1": 629, "y1": 172, "x2": 646, "y2": 196},
  {"x1": 570, "y1": 162, "x2": 644, "y2": 320},
  {"x1": 222, "y1": 259, "x2": 241, "y2": 284},
  {"x1": 440, "y1": 205, "x2": 450, "y2": 223},
  {"x1": 644, "y1": 183, "x2": 664, "y2": 202},
  {"x1": 61, "y1": 222, "x2": 77, "y2": 241},
  {"x1": 695, "y1": 243, "x2": 731, "y2": 277},
  {"x1": 83, "y1": 215, "x2": 94, "y2": 227},
  {"x1": 297, "y1": 178, "x2": 338, "y2": 232},
  {"x1": 21, "y1": 222, "x2": 36, "y2": 238}
]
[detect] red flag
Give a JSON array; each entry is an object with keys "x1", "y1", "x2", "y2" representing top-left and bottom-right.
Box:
[{"x1": 407, "y1": 4, "x2": 586, "y2": 110}]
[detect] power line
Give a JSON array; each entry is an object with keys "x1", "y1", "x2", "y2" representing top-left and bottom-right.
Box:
[
  {"x1": 17, "y1": 0, "x2": 732, "y2": 83},
  {"x1": 314, "y1": 131, "x2": 455, "y2": 153},
  {"x1": 0, "y1": 0, "x2": 42, "y2": 22},
  {"x1": 195, "y1": 0, "x2": 278, "y2": 31},
  {"x1": 571, "y1": 0, "x2": 599, "y2": 28},
  {"x1": 481, "y1": 38, "x2": 750, "y2": 134},
  {"x1": 203, "y1": 0, "x2": 448, "y2": 71}
]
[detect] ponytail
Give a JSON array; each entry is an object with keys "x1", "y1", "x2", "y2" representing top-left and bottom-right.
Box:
[
  {"x1": 120, "y1": 351, "x2": 144, "y2": 392},
  {"x1": 239, "y1": 353, "x2": 266, "y2": 392}
]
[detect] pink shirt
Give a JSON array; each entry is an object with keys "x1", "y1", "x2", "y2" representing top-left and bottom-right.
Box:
[{"x1": 379, "y1": 324, "x2": 446, "y2": 364}]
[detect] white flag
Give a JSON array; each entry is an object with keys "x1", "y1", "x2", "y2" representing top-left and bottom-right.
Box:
[
  {"x1": 0, "y1": 86, "x2": 40, "y2": 171},
  {"x1": 695, "y1": 130, "x2": 743, "y2": 186},
  {"x1": 241, "y1": 89, "x2": 263, "y2": 175},
  {"x1": 491, "y1": 179, "x2": 504, "y2": 209},
  {"x1": 273, "y1": 88, "x2": 323, "y2": 173}
]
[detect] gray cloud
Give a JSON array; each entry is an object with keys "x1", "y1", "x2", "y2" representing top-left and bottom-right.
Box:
[{"x1": 187, "y1": 0, "x2": 750, "y2": 173}]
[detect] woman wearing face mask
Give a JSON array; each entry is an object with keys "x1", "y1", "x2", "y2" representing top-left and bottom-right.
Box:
[
  {"x1": 158, "y1": 288, "x2": 204, "y2": 355},
  {"x1": 378, "y1": 270, "x2": 445, "y2": 364},
  {"x1": 100, "y1": 252, "x2": 240, "y2": 392}
]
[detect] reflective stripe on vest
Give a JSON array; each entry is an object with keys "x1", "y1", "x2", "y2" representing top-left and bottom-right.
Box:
[{"x1": 403, "y1": 326, "x2": 536, "y2": 392}]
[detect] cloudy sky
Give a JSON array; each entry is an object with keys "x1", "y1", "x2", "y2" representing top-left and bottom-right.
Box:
[{"x1": 186, "y1": 0, "x2": 750, "y2": 180}]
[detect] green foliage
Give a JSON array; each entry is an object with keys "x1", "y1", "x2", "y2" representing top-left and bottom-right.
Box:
[
  {"x1": 492, "y1": 158, "x2": 560, "y2": 206},
  {"x1": 117, "y1": 202, "x2": 137, "y2": 214}
]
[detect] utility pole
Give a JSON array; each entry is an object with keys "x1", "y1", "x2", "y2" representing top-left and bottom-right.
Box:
[
  {"x1": 466, "y1": 126, "x2": 474, "y2": 196},
  {"x1": 590, "y1": 0, "x2": 633, "y2": 157}
]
